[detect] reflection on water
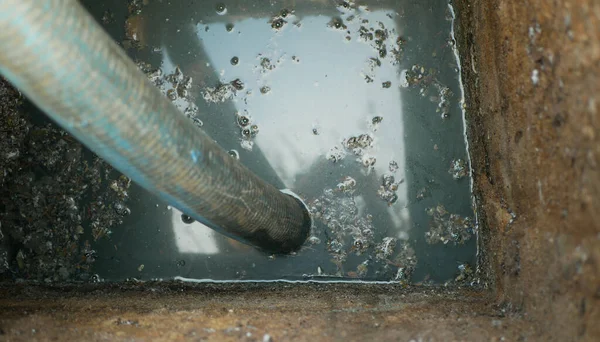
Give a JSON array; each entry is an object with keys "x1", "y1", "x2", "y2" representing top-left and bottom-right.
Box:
[
  {"x1": 84, "y1": 0, "x2": 477, "y2": 284},
  {"x1": 172, "y1": 208, "x2": 220, "y2": 255},
  {"x1": 195, "y1": 12, "x2": 407, "y2": 190}
]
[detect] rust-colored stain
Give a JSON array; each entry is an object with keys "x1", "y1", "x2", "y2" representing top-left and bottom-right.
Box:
[
  {"x1": 0, "y1": 283, "x2": 526, "y2": 341},
  {"x1": 455, "y1": 0, "x2": 600, "y2": 340}
]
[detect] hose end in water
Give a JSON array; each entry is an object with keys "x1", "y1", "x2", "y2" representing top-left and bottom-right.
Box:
[{"x1": 251, "y1": 190, "x2": 312, "y2": 254}]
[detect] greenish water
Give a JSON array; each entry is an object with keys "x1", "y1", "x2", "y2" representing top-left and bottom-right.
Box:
[{"x1": 81, "y1": 0, "x2": 476, "y2": 284}]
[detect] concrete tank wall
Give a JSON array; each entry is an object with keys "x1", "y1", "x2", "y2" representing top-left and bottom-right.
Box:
[{"x1": 454, "y1": 0, "x2": 599, "y2": 339}]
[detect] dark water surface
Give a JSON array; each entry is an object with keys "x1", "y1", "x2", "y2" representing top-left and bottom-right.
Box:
[{"x1": 81, "y1": 0, "x2": 476, "y2": 283}]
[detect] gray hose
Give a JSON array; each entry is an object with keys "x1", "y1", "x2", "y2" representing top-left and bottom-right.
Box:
[{"x1": 0, "y1": 0, "x2": 311, "y2": 253}]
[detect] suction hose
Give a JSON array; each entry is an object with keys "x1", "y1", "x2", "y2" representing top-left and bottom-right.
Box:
[{"x1": 0, "y1": 0, "x2": 311, "y2": 253}]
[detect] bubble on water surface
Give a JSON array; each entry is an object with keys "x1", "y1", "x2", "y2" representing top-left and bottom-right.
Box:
[
  {"x1": 215, "y1": 3, "x2": 227, "y2": 15},
  {"x1": 228, "y1": 149, "x2": 240, "y2": 160},
  {"x1": 181, "y1": 214, "x2": 195, "y2": 224}
]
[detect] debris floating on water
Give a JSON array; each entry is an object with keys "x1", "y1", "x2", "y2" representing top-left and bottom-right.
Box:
[
  {"x1": 425, "y1": 204, "x2": 474, "y2": 245},
  {"x1": 377, "y1": 174, "x2": 400, "y2": 205},
  {"x1": 1, "y1": 78, "x2": 133, "y2": 282},
  {"x1": 448, "y1": 158, "x2": 469, "y2": 180}
]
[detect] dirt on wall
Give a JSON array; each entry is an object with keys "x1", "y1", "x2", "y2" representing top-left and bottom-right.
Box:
[
  {"x1": 454, "y1": 0, "x2": 600, "y2": 340},
  {"x1": 0, "y1": 283, "x2": 531, "y2": 342}
]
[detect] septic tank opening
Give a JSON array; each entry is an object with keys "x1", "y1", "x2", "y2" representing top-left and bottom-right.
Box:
[
  {"x1": 1, "y1": 0, "x2": 476, "y2": 284},
  {"x1": 1, "y1": 0, "x2": 598, "y2": 341}
]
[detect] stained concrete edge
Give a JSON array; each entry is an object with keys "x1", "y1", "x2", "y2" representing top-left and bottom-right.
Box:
[{"x1": 454, "y1": 0, "x2": 599, "y2": 340}]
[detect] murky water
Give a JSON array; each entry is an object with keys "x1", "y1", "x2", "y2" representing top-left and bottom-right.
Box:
[{"x1": 79, "y1": 0, "x2": 476, "y2": 283}]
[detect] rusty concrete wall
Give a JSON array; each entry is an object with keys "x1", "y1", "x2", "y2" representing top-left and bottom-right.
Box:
[
  {"x1": 0, "y1": 283, "x2": 529, "y2": 341},
  {"x1": 454, "y1": 0, "x2": 599, "y2": 340}
]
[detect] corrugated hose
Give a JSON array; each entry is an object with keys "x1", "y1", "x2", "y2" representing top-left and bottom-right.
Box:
[{"x1": 0, "y1": 0, "x2": 311, "y2": 253}]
